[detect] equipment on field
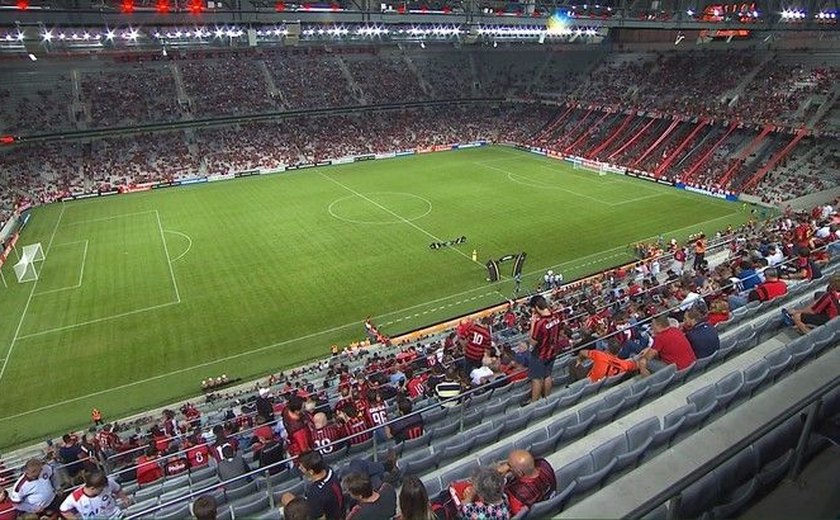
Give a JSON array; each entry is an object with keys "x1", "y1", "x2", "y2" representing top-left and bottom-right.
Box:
[
  {"x1": 430, "y1": 236, "x2": 467, "y2": 250},
  {"x1": 486, "y1": 252, "x2": 527, "y2": 282},
  {"x1": 13, "y1": 243, "x2": 45, "y2": 283},
  {"x1": 572, "y1": 157, "x2": 608, "y2": 176}
]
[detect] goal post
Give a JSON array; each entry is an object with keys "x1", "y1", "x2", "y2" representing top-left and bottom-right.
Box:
[
  {"x1": 572, "y1": 157, "x2": 608, "y2": 176},
  {"x1": 13, "y1": 243, "x2": 45, "y2": 283}
]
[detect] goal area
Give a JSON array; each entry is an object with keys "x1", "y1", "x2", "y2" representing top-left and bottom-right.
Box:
[{"x1": 13, "y1": 243, "x2": 46, "y2": 283}]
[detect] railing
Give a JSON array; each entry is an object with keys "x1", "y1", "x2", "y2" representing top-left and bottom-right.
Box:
[{"x1": 124, "y1": 243, "x2": 836, "y2": 519}]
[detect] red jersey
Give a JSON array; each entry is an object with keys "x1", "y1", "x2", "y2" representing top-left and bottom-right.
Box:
[
  {"x1": 187, "y1": 443, "x2": 211, "y2": 468},
  {"x1": 652, "y1": 327, "x2": 697, "y2": 370},
  {"x1": 282, "y1": 409, "x2": 314, "y2": 456},
  {"x1": 135, "y1": 455, "x2": 163, "y2": 485},
  {"x1": 406, "y1": 374, "x2": 428, "y2": 398},
  {"x1": 812, "y1": 290, "x2": 840, "y2": 320},
  {"x1": 461, "y1": 324, "x2": 491, "y2": 362},
  {"x1": 531, "y1": 312, "x2": 564, "y2": 361},
  {"x1": 365, "y1": 403, "x2": 389, "y2": 428},
  {"x1": 343, "y1": 418, "x2": 371, "y2": 445},
  {"x1": 311, "y1": 424, "x2": 344, "y2": 455}
]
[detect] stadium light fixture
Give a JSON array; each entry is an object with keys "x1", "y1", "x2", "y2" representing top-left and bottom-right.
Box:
[
  {"x1": 105, "y1": 29, "x2": 116, "y2": 40},
  {"x1": 41, "y1": 29, "x2": 53, "y2": 42},
  {"x1": 15, "y1": 30, "x2": 25, "y2": 41}
]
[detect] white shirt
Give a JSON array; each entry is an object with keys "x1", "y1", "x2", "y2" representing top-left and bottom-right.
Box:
[
  {"x1": 60, "y1": 478, "x2": 122, "y2": 519},
  {"x1": 766, "y1": 250, "x2": 784, "y2": 266},
  {"x1": 815, "y1": 226, "x2": 830, "y2": 239},
  {"x1": 9, "y1": 465, "x2": 56, "y2": 513},
  {"x1": 469, "y1": 366, "x2": 495, "y2": 386}
]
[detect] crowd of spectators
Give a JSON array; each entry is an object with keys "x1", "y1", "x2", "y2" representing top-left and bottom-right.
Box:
[
  {"x1": 265, "y1": 50, "x2": 359, "y2": 110},
  {"x1": 343, "y1": 54, "x2": 429, "y2": 104},
  {"x1": 81, "y1": 66, "x2": 184, "y2": 129},
  {"x1": 179, "y1": 53, "x2": 279, "y2": 117}
]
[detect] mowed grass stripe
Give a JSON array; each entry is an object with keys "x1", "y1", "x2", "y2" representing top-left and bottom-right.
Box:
[{"x1": 0, "y1": 146, "x2": 748, "y2": 448}]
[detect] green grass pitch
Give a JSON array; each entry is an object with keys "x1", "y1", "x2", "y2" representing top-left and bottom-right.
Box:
[{"x1": 0, "y1": 146, "x2": 748, "y2": 448}]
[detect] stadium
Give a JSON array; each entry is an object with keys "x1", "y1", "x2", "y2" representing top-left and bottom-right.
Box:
[{"x1": 0, "y1": 0, "x2": 839, "y2": 517}]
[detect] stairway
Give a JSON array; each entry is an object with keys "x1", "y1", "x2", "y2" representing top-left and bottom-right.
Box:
[
  {"x1": 807, "y1": 83, "x2": 840, "y2": 129},
  {"x1": 70, "y1": 69, "x2": 88, "y2": 130},
  {"x1": 654, "y1": 120, "x2": 708, "y2": 178},
  {"x1": 740, "y1": 128, "x2": 809, "y2": 193},
  {"x1": 258, "y1": 60, "x2": 285, "y2": 108},
  {"x1": 533, "y1": 105, "x2": 576, "y2": 142},
  {"x1": 717, "y1": 125, "x2": 774, "y2": 189},
  {"x1": 630, "y1": 117, "x2": 681, "y2": 169},
  {"x1": 336, "y1": 57, "x2": 366, "y2": 104},
  {"x1": 607, "y1": 117, "x2": 657, "y2": 161},
  {"x1": 169, "y1": 64, "x2": 194, "y2": 119},
  {"x1": 586, "y1": 112, "x2": 635, "y2": 159},
  {"x1": 556, "y1": 108, "x2": 595, "y2": 149},
  {"x1": 681, "y1": 122, "x2": 738, "y2": 183},
  {"x1": 402, "y1": 52, "x2": 433, "y2": 97},
  {"x1": 726, "y1": 53, "x2": 775, "y2": 106},
  {"x1": 565, "y1": 110, "x2": 611, "y2": 154}
]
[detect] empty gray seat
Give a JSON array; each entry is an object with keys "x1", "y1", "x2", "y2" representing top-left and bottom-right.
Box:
[
  {"x1": 133, "y1": 484, "x2": 162, "y2": 504},
  {"x1": 403, "y1": 450, "x2": 438, "y2": 475},
  {"x1": 564, "y1": 405, "x2": 598, "y2": 440},
  {"x1": 617, "y1": 417, "x2": 659, "y2": 472},
  {"x1": 484, "y1": 396, "x2": 512, "y2": 418},
  {"x1": 532, "y1": 398, "x2": 557, "y2": 419},
  {"x1": 502, "y1": 411, "x2": 534, "y2": 435},
  {"x1": 230, "y1": 493, "x2": 271, "y2": 518},
  {"x1": 623, "y1": 384, "x2": 649, "y2": 412},
  {"x1": 526, "y1": 481, "x2": 577, "y2": 518},
  {"x1": 224, "y1": 481, "x2": 257, "y2": 502},
  {"x1": 589, "y1": 434, "x2": 625, "y2": 478},
  {"x1": 677, "y1": 470, "x2": 719, "y2": 519},
  {"x1": 440, "y1": 439, "x2": 475, "y2": 463},
  {"x1": 254, "y1": 508, "x2": 282, "y2": 520},
  {"x1": 648, "y1": 404, "x2": 694, "y2": 453},
  {"x1": 764, "y1": 348, "x2": 792, "y2": 381},
  {"x1": 786, "y1": 338, "x2": 814, "y2": 370},
  {"x1": 424, "y1": 406, "x2": 448, "y2": 425},
  {"x1": 439, "y1": 461, "x2": 479, "y2": 487},
  {"x1": 714, "y1": 371, "x2": 744, "y2": 411},
  {"x1": 646, "y1": 364, "x2": 677, "y2": 395},
  {"x1": 742, "y1": 359, "x2": 770, "y2": 399},
  {"x1": 478, "y1": 442, "x2": 513, "y2": 466},
  {"x1": 712, "y1": 478, "x2": 757, "y2": 519},
  {"x1": 556, "y1": 383, "x2": 586, "y2": 407},
  {"x1": 515, "y1": 428, "x2": 548, "y2": 451},
  {"x1": 573, "y1": 453, "x2": 616, "y2": 496},
  {"x1": 431, "y1": 420, "x2": 459, "y2": 440},
  {"x1": 474, "y1": 424, "x2": 504, "y2": 448},
  {"x1": 460, "y1": 409, "x2": 484, "y2": 430},
  {"x1": 686, "y1": 385, "x2": 718, "y2": 426}
]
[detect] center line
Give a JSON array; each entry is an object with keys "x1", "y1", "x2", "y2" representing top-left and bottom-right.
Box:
[{"x1": 317, "y1": 172, "x2": 484, "y2": 269}]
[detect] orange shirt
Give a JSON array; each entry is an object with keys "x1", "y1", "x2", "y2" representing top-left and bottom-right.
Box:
[{"x1": 586, "y1": 350, "x2": 637, "y2": 382}]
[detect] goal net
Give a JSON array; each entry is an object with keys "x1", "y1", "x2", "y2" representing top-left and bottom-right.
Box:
[
  {"x1": 13, "y1": 243, "x2": 45, "y2": 283},
  {"x1": 572, "y1": 157, "x2": 608, "y2": 176}
]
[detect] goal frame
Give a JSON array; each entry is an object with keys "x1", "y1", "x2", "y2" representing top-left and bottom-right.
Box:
[
  {"x1": 572, "y1": 157, "x2": 609, "y2": 176},
  {"x1": 13, "y1": 243, "x2": 46, "y2": 283}
]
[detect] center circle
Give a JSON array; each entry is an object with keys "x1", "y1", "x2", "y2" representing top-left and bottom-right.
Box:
[{"x1": 328, "y1": 192, "x2": 433, "y2": 225}]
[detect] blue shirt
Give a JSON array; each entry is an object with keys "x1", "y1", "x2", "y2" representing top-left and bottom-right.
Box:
[
  {"x1": 685, "y1": 321, "x2": 720, "y2": 359},
  {"x1": 738, "y1": 269, "x2": 760, "y2": 291}
]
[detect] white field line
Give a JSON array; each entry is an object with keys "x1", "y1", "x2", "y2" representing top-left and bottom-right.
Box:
[
  {"x1": 156, "y1": 211, "x2": 181, "y2": 303},
  {"x1": 61, "y1": 210, "x2": 157, "y2": 227},
  {"x1": 16, "y1": 301, "x2": 181, "y2": 341},
  {"x1": 0, "y1": 203, "x2": 67, "y2": 382},
  {"x1": 480, "y1": 162, "x2": 611, "y2": 206},
  {"x1": 33, "y1": 240, "x2": 89, "y2": 296},
  {"x1": 317, "y1": 172, "x2": 484, "y2": 269},
  {"x1": 164, "y1": 230, "x2": 193, "y2": 263}
]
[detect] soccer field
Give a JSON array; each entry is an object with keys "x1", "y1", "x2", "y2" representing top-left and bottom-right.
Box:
[{"x1": 0, "y1": 145, "x2": 747, "y2": 448}]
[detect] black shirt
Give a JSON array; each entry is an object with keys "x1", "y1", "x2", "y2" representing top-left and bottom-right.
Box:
[
  {"x1": 347, "y1": 484, "x2": 397, "y2": 520},
  {"x1": 390, "y1": 414, "x2": 425, "y2": 443},
  {"x1": 305, "y1": 468, "x2": 345, "y2": 520},
  {"x1": 59, "y1": 443, "x2": 84, "y2": 476},
  {"x1": 258, "y1": 441, "x2": 286, "y2": 475}
]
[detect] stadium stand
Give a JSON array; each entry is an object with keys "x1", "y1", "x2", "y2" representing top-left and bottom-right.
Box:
[{"x1": 1, "y1": 200, "x2": 837, "y2": 518}]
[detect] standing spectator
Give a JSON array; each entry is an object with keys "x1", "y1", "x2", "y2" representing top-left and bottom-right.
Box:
[
  {"x1": 192, "y1": 495, "x2": 218, "y2": 520},
  {"x1": 58, "y1": 434, "x2": 85, "y2": 482},
  {"x1": 457, "y1": 467, "x2": 510, "y2": 519},
  {"x1": 693, "y1": 234, "x2": 707, "y2": 271},
  {"x1": 457, "y1": 319, "x2": 492, "y2": 373},
  {"x1": 8, "y1": 459, "x2": 58, "y2": 517},
  {"x1": 497, "y1": 450, "x2": 556, "y2": 516},
  {"x1": 342, "y1": 472, "x2": 397, "y2": 520},
  {"x1": 216, "y1": 445, "x2": 250, "y2": 482},
  {"x1": 524, "y1": 295, "x2": 564, "y2": 405},
  {"x1": 258, "y1": 430, "x2": 286, "y2": 475},
  {"x1": 256, "y1": 388, "x2": 275, "y2": 422},
  {"x1": 683, "y1": 309, "x2": 720, "y2": 359},
  {"x1": 90, "y1": 409, "x2": 103, "y2": 427},
  {"x1": 283, "y1": 395, "x2": 314, "y2": 457},
  {"x1": 387, "y1": 398, "x2": 424, "y2": 443},
  {"x1": 59, "y1": 470, "x2": 130, "y2": 519},
  {"x1": 640, "y1": 316, "x2": 697, "y2": 372},
  {"x1": 282, "y1": 451, "x2": 344, "y2": 520},
  {"x1": 787, "y1": 274, "x2": 840, "y2": 335},
  {"x1": 398, "y1": 476, "x2": 436, "y2": 520}
]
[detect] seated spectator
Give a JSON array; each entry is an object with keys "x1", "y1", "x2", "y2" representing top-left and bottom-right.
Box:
[
  {"x1": 283, "y1": 496, "x2": 314, "y2": 520},
  {"x1": 163, "y1": 446, "x2": 189, "y2": 477},
  {"x1": 640, "y1": 316, "x2": 697, "y2": 372},
  {"x1": 216, "y1": 445, "x2": 250, "y2": 482},
  {"x1": 574, "y1": 348, "x2": 638, "y2": 382},
  {"x1": 283, "y1": 451, "x2": 344, "y2": 520},
  {"x1": 398, "y1": 476, "x2": 437, "y2": 520},
  {"x1": 787, "y1": 274, "x2": 840, "y2": 335},
  {"x1": 337, "y1": 405, "x2": 371, "y2": 446},
  {"x1": 0, "y1": 487, "x2": 15, "y2": 520},
  {"x1": 192, "y1": 495, "x2": 217, "y2": 520},
  {"x1": 386, "y1": 398, "x2": 424, "y2": 443},
  {"x1": 455, "y1": 467, "x2": 510, "y2": 519},
  {"x1": 342, "y1": 472, "x2": 397, "y2": 520},
  {"x1": 59, "y1": 469, "x2": 130, "y2": 520},
  {"x1": 784, "y1": 247, "x2": 821, "y2": 281},
  {"x1": 682, "y1": 308, "x2": 720, "y2": 359},
  {"x1": 8, "y1": 459, "x2": 58, "y2": 517},
  {"x1": 497, "y1": 450, "x2": 556, "y2": 516},
  {"x1": 435, "y1": 367, "x2": 464, "y2": 407},
  {"x1": 257, "y1": 431, "x2": 286, "y2": 475},
  {"x1": 735, "y1": 259, "x2": 762, "y2": 292},
  {"x1": 134, "y1": 446, "x2": 163, "y2": 485},
  {"x1": 706, "y1": 298, "x2": 731, "y2": 326}
]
